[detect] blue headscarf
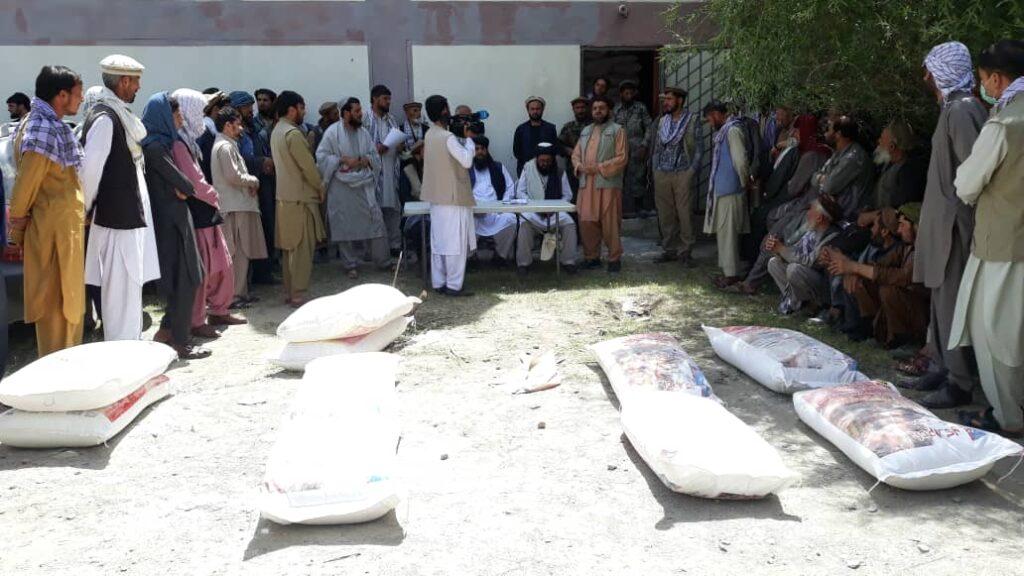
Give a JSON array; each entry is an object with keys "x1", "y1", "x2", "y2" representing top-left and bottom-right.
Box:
[
  {"x1": 229, "y1": 90, "x2": 255, "y2": 109},
  {"x1": 140, "y1": 92, "x2": 180, "y2": 149}
]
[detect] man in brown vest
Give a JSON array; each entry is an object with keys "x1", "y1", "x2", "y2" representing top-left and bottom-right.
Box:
[
  {"x1": 950, "y1": 40, "x2": 1024, "y2": 436},
  {"x1": 271, "y1": 91, "x2": 325, "y2": 308},
  {"x1": 419, "y1": 95, "x2": 476, "y2": 296}
]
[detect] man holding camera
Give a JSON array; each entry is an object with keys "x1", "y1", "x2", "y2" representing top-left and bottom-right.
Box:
[{"x1": 421, "y1": 95, "x2": 477, "y2": 296}]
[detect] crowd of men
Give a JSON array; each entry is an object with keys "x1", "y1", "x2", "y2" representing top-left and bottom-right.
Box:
[
  {"x1": 701, "y1": 39, "x2": 1024, "y2": 440},
  {"x1": 4, "y1": 39, "x2": 1023, "y2": 438}
]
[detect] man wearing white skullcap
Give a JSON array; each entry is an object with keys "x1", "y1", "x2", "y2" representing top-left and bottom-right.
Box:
[{"x1": 80, "y1": 54, "x2": 162, "y2": 342}]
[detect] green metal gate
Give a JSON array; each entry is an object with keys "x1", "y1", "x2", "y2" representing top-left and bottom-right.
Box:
[{"x1": 660, "y1": 49, "x2": 727, "y2": 209}]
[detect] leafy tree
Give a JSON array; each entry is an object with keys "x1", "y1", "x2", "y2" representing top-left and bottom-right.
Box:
[{"x1": 664, "y1": 0, "x2": 1024, "y2": 130}]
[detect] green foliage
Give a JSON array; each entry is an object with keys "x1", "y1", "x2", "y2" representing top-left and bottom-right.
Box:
[{"x1": 664, "y1": 0, "x2": 1024, "y2": 129}]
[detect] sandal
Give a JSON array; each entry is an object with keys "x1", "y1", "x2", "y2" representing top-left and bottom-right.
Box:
[
  {"x1": 957, "y1": 408, "x2": 1024, "y2": 439},
  {"x1": 712, "y1": 275, "x2": 741, "y2": 290},
  {"x1": 895, "y1": 354, "x2": 930, "y2": 377},
  {"x1": 229, "y1": 297, "x2": 252, "y2": 310}
]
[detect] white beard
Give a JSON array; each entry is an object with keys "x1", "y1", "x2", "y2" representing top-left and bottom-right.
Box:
[{"x1": 873, "y1": 147, "x2": 892, "y2": 166}]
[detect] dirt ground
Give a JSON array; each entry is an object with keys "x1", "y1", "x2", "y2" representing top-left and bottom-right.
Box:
[{"x1": 1, "y1": 233, "x2": 1021, "y2": 576}]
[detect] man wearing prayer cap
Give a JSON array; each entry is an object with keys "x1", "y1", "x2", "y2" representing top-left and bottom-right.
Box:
[
  {"x1": 513, "y1": 141, "x2": 578, "y2": 274},
  {"x1": 402, "y1": 101, "x2": 427, "y2": 148},
  {"x1": 904, "y1": 41, "x2": 988, "y2": 408},
  {"x1": 468, "y1": 136, "x2": 516, "y2": 266},
  {"x1": 81, "y1": 54, "x2": 161, "y2": 341},
  {"x1": 614, "y1": 79, "x2": 653, "y2": 217},
  {"x1": 765, "y1": 194, "x2": 842, "y2": 315},
  {"x1": 307, "y1": 101, "x2": 340, "y2": 153},
  {"x1": 512, "y1": 95, "x2": 557, "y2": 175}
]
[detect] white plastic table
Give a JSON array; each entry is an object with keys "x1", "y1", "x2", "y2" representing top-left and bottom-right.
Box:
[{"x1": 403, "y1": 200, "x2": 577, "y2": 287}]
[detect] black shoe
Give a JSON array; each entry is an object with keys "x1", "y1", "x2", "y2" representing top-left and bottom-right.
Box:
[
  {"x1": 433, "y1": 286, "x2": 449, "y2": 295},
  {"x1": 896, "y1": 371, "x2": 946, "y2": 391},
  {"x1": 653, "y1": 252, "x2": 678, "y2": 264},
  {"x1": 563, "y1": 265, "x2": 578, "y2": 275},
  {"x1": 607, "y1": 261, "x2": 622, "y2": 273},
  {"x1": 679, "y1": 252, "x2": 698, "y2": 269},
  {"x1": 444, "y1": 288, "x2": 474, "y2": 297},
  {"x1": 516, "y1": 266, "x2": 529, "y2": 277},
  {"x1": 582, "y1": 259, "x2": 602, "y2": 270},
  {"x1": 919, "y1": 383, "x2": 972, "y2": 410}
]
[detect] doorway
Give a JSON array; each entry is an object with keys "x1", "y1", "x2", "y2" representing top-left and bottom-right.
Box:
[{"x1": 580, "y1": 47, "x2": 660, "y2": 112}]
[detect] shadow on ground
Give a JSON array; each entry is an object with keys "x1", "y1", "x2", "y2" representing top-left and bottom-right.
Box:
[{"x1": 242, "y1": 512, "x2": 406, "y2": 561}]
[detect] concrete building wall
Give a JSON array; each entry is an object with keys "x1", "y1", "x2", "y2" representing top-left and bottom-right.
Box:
[
  {"x1": 412, "y1": 45, "x2": 581, "y2": 170},
  {"x1": 0, "y1": 45, "x2": 370, "y2": 122}
]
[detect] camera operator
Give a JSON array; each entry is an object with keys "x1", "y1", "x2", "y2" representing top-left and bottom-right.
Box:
[{"x1": 421, "y1": 95, "x2": 477, "y2": 297}]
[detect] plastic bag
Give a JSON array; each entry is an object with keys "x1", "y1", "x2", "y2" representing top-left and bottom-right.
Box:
[
  {"x1": 267, "y1": 317, "x2": 411, "y2": 371},
  {"x1": 794, "y1": 380, "x2": 1023, "y2": 490},
  {"x1": 703, "y1": 325, "x2": 866, "y2": 393},
  {"x1": 591, "y1": 333, "x2": 718, "y2": 404},
  {"x1": 259, "y1": 353, "x2": 403, "y2": 525},
  {"x1": 0, "y1": 375, "x2": 170, "y2": 448},
  {"x1": 276, "y1": 284, "x2": 420, "y2": 343},
  {"x1": 622, "y1": 393, "x2": 799, "y2": 498},
  {"x1": 0, "y1": 341, "x2": 177, "y2": 412}
]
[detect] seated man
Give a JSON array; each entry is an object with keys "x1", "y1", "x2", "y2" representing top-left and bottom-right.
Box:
[
  {"x1": 869, "y1": 120, "x2": 926, "y2": 209},
  {"x1": 514, "y1": 142, "x2": 578, "y2": 274},
  {"x1": 766, "y1": 194, "x2": 842, "y2": 315},
  {"x1": 824, "y1": 204, "x2": 928, "y2": 348},
  {"x1": 469, "y1": 136, "x2": 516, "y2": 265}
]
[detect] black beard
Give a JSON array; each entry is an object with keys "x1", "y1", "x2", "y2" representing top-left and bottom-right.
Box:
[
  {"x1": 537, "y1": 164, "x2": 553, "y2": 176},
  {"x1": 348, "y1": 118, "x2": 362, "y2": 129},
  {"x1": 473, "y1": 157, "x2": 489, "y2": 169}
]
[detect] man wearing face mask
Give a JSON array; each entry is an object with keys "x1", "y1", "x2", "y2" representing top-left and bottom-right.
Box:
[
  {"x1": 901, "y1": 41, "x2": 988, "y2": 409},
  {"x1": 948, "y1": 39, "x2": 1024, "y2": 436},
  {"x1": 513, "y1": 142, "x2": 578, "y2": 274}
]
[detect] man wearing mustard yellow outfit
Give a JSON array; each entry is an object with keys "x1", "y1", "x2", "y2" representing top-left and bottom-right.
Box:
[
  {"x1": 9, "y1": 66, "x2": 86, "y2": 356},
  {"x1": 271, "y1": 91, "x2": 325, "y2": 308}
]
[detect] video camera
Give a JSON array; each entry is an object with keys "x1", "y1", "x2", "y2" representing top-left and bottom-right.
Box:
[{"x1": 449, "y1": 110, "x2": 489, "y2": 138}]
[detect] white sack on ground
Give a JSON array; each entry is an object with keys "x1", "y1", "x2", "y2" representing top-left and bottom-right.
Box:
[
  {"x1": 276, "y1": 283, "x2": 421, "y2": 343},
  {"x1": 259, "y1": 353, "x2": 403, "y2": 525},
  {"x1": 0, "y1": 341, "x2": 177, "y2": 412},
  {"x1": 267, "y1": 316, "x2": 412, "y2": 372},
  {"x1": 0, "y1": 375, "x2": 171, "y2": 448},
  {"x1": 622, "y1": 393, "x2": 799, "y2": 498},
  {"x1": 703, "y1": 325, "x2": 866, "y2": 394},
  {"x1": 794, "y1": 380, "x2": 1023, "y2": 490},
  {"x1": 591, "y1": 333, "x2": 718, "y2": 405}
]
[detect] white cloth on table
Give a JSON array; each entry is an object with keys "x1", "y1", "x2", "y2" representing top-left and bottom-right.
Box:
[{"x1": 472, "y1": 166, "x2": 516, "y2": 237}]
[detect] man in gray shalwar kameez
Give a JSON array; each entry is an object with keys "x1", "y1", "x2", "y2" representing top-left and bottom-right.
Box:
[
  {"x1": 316, "y1": 97, "x2": 390, "y2": 278},
  {"x1": 901, "y1": 42, "x2": 988, "y2": 409},
  {"x1": 365, "y1": 84, "x2": 404, "y2": 252}
]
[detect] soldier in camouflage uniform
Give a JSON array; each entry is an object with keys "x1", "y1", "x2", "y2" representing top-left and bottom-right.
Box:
[
  {"x1": 559, "y1": 97, "x2": 590, "y2": 201},
  {"x1": 613, "y1": 80, "x2": 653, "y2": 216}
]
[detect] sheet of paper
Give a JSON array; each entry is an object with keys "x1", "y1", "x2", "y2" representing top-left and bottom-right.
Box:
[{"x1": 383, "y1": 128, "x2": 406, "y2": 149}]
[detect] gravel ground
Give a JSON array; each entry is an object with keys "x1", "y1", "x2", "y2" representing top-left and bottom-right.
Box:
[{"x1": 0, "y1": 235, "x2": 1021, "y2": 576}]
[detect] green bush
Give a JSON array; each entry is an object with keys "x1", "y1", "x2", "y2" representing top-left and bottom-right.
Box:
[{"x1": 664, "y1": 0, "x2": 1024, "y2": 130}]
